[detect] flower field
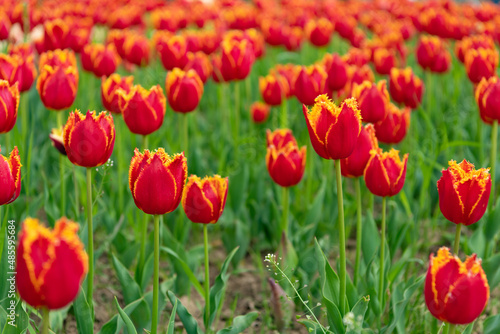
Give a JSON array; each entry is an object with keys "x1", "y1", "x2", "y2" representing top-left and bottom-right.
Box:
[{"x1": 1, "y1": 0, "x2": 500, "y2": 333}]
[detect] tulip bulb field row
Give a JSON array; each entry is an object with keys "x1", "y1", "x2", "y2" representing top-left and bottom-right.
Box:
[{"x1": 2, "y1": 0, "x2": 500, "y2": 333}]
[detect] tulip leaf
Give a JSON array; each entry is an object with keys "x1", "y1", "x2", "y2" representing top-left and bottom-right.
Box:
[
  {"x1": 462, "y1": 322, "x2": 474, "y2": 334},
  {"x1": 167, "y1": 299, "x2": 178, "y2": 334},
  {"x1": 161, "y1": 247, "x2": 204, "y2": 297},
  {"x1": 346, "y1": 296, "x2": 370, "y2": 334},
  {"x1": 140, "y1": 253, "x2": 155, "y2": 293},
  {"x1": 482, "y1": 253, "x2": 500, "y2": 290},
  {"x1": 0, "y1": 307, "x2": 6, "y2": 332},
  {"x1": 314, "y1": 238, "x2": 339, "y2": 305},
  {"x1": 484, "y1": 315, "x2": 500, "y2": 334},
  {"x1": 98, "y1": 298, "x2": 143, "y2": 334},
  {"x1": 483, "y1": 199, "x2": 500, "y2": 242},
  {"x1": 111, "y1": 253, "x2": 142, "y2": 304},
  {"x1": 167, "y1": 291, "x2": 203, "y2": 334},
  {"x1": 114, "y1": 297, "x2": 137, "y2": 334},
  {"x1": 468, "y1": 228, "x2": 486, "y2": 259},
  {"x1": 297, "y1": 319, "x2": 322, "y2": 334},
  {"x1": 74, "y1": 288, "x2": 93, "y2": 334},
  {"x1": 216, "y1": 312, "x2": 258, "y2": 334},
  {"x1": 205, "y1": 247, "x2": 239, "y2": 328},
  {"x1": 361, "y1": 210, "x2": 380, "y2": 266}
]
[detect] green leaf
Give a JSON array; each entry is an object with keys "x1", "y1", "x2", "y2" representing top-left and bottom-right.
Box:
[
  {"x1": 167, "y1": 291, "x2": 203, "y2": 334},
  {"x1": 323, "y1": 297, "x2": 344, "y2": 334},
  {"x1": 362, "y1": 211, "x2": 380, "y2": 266},
  {"x1": 216, "y1": 312, "x2": 258, "y2": 334},
  {"x1": 468, "y1": 228, "x2": 485, "y2": 258},
  {"x1": 140, "y1": 253, "x2": 155, "y2": 292},
  {"x1": 167, "y1": 300, "x2": 178, "y2": 334},
  {"x1": 74, "y1": 289, "x2": 93, "y2": 334},
  {"x1": 297, "y1": 319, "x2": 321, "y2": 334},
  {"x1": 111, "y1": 254, "x2": 142, "y2": 304},
  {"x1": 346, "y1": 296, "x2": 370, "y2": 334},
  {"x1": 484, "y1": 315, "x2": 500, "y2": 334},
  {"x1": 161, "y1": 247, "x2": 204, "y2": 297},
  {"x1": 462, "y1": 322, "x2": 474, "y2": 334},
  {"x1": 98, "y1": 298, "x2": 143, "y2": 334},
  {"x1": 114, "y1": 297, "x2": 137, "y2": 334},
  {"x1": 482, "y1": 253, "x2": 500, "y2": 290},
  {"x1": 205, "y1": 247, "x2": 239, "y2": 328},
  {"x1": 314, "y1": 239, "x2": 339, "y2": 305}
]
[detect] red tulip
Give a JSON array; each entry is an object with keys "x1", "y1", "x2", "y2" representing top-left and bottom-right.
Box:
[
  {"x1": 250, "y1": 102, "x2": 270, "y2": 123},
  {"x1": 39, "y1": 49, "x2": 77, "y2": 69},
  {"x1": 107, "y1": 30, "x2": 127, "y2": 59},
  {"x1": 455, "y1": 35, "x2": 495, "y2": 64},
  {"x1": 364, "y1": 148, "x2": 408, "y2": 197},
  {"x1": 185, "y1": 52, "x2": 212, "y2": 83},
  {"x1": 117, "y1": 85, "x2": 166, "y2": 135},
  {"x1": 0, "y1": 146, "x2": 21, "y2": 205},
  {"x1": 266, "y1": 129, "x2": 306, "y2": 187},
  {"x1": 123, "y1": 33, "x2": 150, "y2": 67},
  {"x1": 166, "y1": 68, "x2": 204, "y2": 113},
  {"x1": 373, "y1": 48, "x2": 396, "y2": 75},
  {"x1": 341, "y1": 124, "x2": 378, "y2": 178},
  {"x1": 389, "y1": 67, "x2": 424, "y2": 109},
  {"x1": 43, "y1": 18, "x2": 70, "y2": 51},
  {"x1": 323, "y1": 53, "x2": 349, "y2": 91},
  {"x1": 0, "y1": 80, "x2": 19, "y2": 134},
  {"x1": 0, "y1": 12, "x2": 11, "y2": 41},
  {"x1": 6, "y1": 44, "x2": 37, "y2": 92},
  {"x1": 416, "y1": 35, "x2": 451, "y2": 73},
  {"x1": 182, "y1": 175, "x2": 228, "y2": 224},
  {"x1": 155, "y1": 33, "x2": 189, "y2": 71},
  {"x1": 351, "y1": 80, "x2": 390, "y2": 123},
  {"x1": 16, "y1": 218, "x2": 88, "y2": 310},
  {"x1": 303, "y1": 95, "x2": 362, "y2": 160},
  {"x1": 259, "y1": 73, "x2": 289, "y2": 106},
  {"x1": 294, "y1": 65, "x2": 328, "y2": 106},
  {"x1": 37, "y1": 65, "x2": 79, "y2": 111},
  {"x1": 220, "y1": 38, "x2": 255, "y2": 81},
  {"x1": 425, "y1": 247, "x2": 489, "y2": 325},
  {"x1": 437, "y1": 160, "x2": 491, "y2": 226},
  {"x1": 50, "y1": 127, "x2": 67, "y2": 155},
  {"x1": 63, "y1": 110, "x2": 115, "y2": 168},
  {"x1": 374, "y1": 103, "x2": 411, "y2": 144},
  {"x1": 271, "y1": 64, "x2": 296, "y2": 97},
  {"x1": 129, "y1": 148, "x2": 187, "y2": 215},
  {"x1": 306, "y1": 17, "x2": 334, "y2": 47},
  {"x1": 101, "y1": 74, "x2": 134, "y2": 114},
  {"x1": 88, "y1": 44, "x2": 121, "y2": 77},
  {"x1": 465, "y1": 48, "x2": 499, "y2": 84}
]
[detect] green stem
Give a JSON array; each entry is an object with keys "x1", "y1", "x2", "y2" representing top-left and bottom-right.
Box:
[
  {"x1": 447, "y1": 323, "x2": 456, "y2": 334},
  {"x1": 183, "y1": 114, "x2": 189, "y2": 157},
  {"x1": 379, "y1": 197, "x2": 387, "y2": 309},
  {"x1": 453, "y1": 224, "x2": 462, "y2": 255},
  {"x1": 152, "y1": 214, "x2": 160, "y2": 334},
  {"x1": 478, "y1": 117, "x2": 484, "y2": 164},
  {"x1": 58, "y1": 112, "x2": 66, "y2": 216},
  {"x1": 41, "y1": 308, "x2": 50, "y2": 334},
  {"x1": 143, "y1": 135, "x2": 148, "y2": 151},
  {"x1": 354, "y1": 178, "x2": 362, "y2": 286},
  {"x1": 204, "y1": 224, "x2": 211, "y2": 334},
  {"x1": 489, "y1": 120, "x2": 497, "y2": 212},
  {"x1": 86, "y1": 168, "x2": 94, "y2": 308},
  {"x1": 305, "y1": 140, "x2": 313, "y2": 204},
  {"x1": 21, "y1": 92, "x2": 27, "y2": 143},
  {"x1": 281, "y1": 187, "x2": 289, "y2": 239},
  {"x1": 334, "y1": 160, "x2": 346, "y2": 315},
  {"x1": 245, "y1": 76, "x2": 251, "y2": 110},
  {"x1": 233, "y1": 81, "x2": 240, "y2": 145},
  {"x1": 280, "y1": 98, "x2": 288, "y2": 128},
  {"x1": 117, "y1": 120, "x2": 124, "y2": 212},
  {"x1": 72, "y1": 165, "x2": 79, "y2": 217},
  {"x1": 139, "y1": 135, "x2": 149, "y2": 272}
]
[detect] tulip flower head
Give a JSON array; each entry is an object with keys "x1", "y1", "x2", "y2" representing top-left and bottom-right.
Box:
[
  {"x1": 389, "y1": 67, "x2": 424, "y2": 109},
  {"x1": 101, "y1": 74, "x2": 134, "y2": 114},
  {"x1": 155, "y1": 34, "x2": 189, "y2": 71},
  {"x1": 465, "y1": 48, "x2": 498, "y2": 84},
  {"x1": 306, "y1": 17, "x2": 334, "y2": 47},
  {"x1": 475, "y1": 76, "x2": 500, "y2": 124},
  {"x1": 37, "y1": 65, "x2": 79, "y2": 111},
  {"x1": 259, "y1": 73, "x2": 289, "y2": 106},
  {"x1": 250, "y1": 102, "x2": 270, "y2": 123},
  {"x1": 185, "y1": 52, "x2": 213, "y2": 83},
  {"x1": 0, "y1": 80, "x2": 19, "y2": 134},
  {"x1": 220, "y1": 38, "x2": 255, "y2": 81},
  {"x1": 166, "y1": 68, "x2": 204, "y2": 113},
  {"x1": 424, "y1": 247, "x2": 489, "y2": 325},
  {"x1": 63, "y1": 110, "x2": 115, "y2": 168},
  {"x1": 266, "y1": 129, "x2": 306, "y2": 187},
  {"x1": 294, "y1": 65, "x2": 328, "y2": 106},
  {"x1": 416, "y1": 35, "x2": 451, "y2": 73},
  {"x1": 0, "y1": 146, "x2": 21, "y2": 205},
  {"x1": 16, "y1": 217, "x2": 88, "y2": 310},
  {"x1": 303, "y1": 95, "x2": 362, "y2": 160},
  {"x1": 323, "y1": 53, "x2": 349, "y2": 91},
  {"x1": 351, "y1": 80, "x2": 390, "y2": 123},
  {"x1": 373, "y1": 48, "x2": 396, "y2": 75},
  {"x1": 437, "y1": 160, "x2": 491, "y2": 226},
  {"x1": 364, "y1": 148, "x2": 408, "y2": 197},
  {"x1": 374, "y1": 103, "x2": 411, "y2": 144},
  {"x1": 49, "y1": 127, "x2": 66, "y2": 155},
  {"x1": 341, "y1": 124, "x2": 378, "y2": 178},
  {"x1": 182, "y1": 175, "x2": 228, "y2": 224},
  {"x1": 129, "y1": 148, "x2": 188, "y2": 215}
]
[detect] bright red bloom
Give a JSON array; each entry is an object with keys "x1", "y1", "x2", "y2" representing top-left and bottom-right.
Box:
[
  {"x1": 261, "y1": 19, "x2": 285, "y2": 46},
  {"x1": 323, "y1": 53, "x2": 349, "y2": 91},
  {"x1": 155, "y1": 33, "x2": 189, "y2": 71},
  {"x1": 437, "y1": 160, "x2": 491, "y2": 226},
  {"x1": 0, "y1": 146, "x2": 21, "y2": 205},
  {"x1": 117, "y1": 85, "x2": 166, "y2": 135},
  {"x1": 123, "y1": 33, "x2": 150, "y2": 67},
  {"x1": 475, "y1": 76, "x2": 500, "y2": 124},
  {"x1": 129, "y1": 149, "x2": 187, "y2": 215},
  {"x1": 364, "y1": 148, "x2": 408, "y2": 197},
  {"x1": 374, "y1": 103, "x2": 411, "y2": 144},
  {"x1": 416, "y1": 35, "x2": 451, "y2": 73},
  {"x1": 82, "y1": 44, "x2": 121, "y2": 78},
  {"x1": 272, "y1": 64, "x2": 296, "y2": 97},
  {"x1": 220, "y1": 38, "x2": 255, "y2": 81},
  {"x1": 185, "y1": 52, "x2": 212, "y2": 84},
  {"x1": 424, "y1": 247, "x2": 489, "y2": 324},
  {"x1": 283, "y1": 26, "x2": 303, "y2": 52},
  {"x1": 101, "y1": 74, "x2": 134, "y2": 114},
  {"x1": 49, "y1": 127, "x2": 66, "y2": 156},
  {"x1": 259, "y1": 74, "x2": 289, "y2": 106},
  {"x1": 465, "y1": 48, "x2": 499, "y2": 84},
  {"x1": 303, "y1": 95, "x2": 362, "y2": 160},
  {"x1": 182, "y1": 175, "x2": 228, "y2": 224},
  {"x1": 306, "y1": 17, "x2": 334, "y2": 47},
  {"x1": 352, "y1": 80, "x2": 390, "y2": 123},
  {"x1": 250, "y1": 102, "x2": 270, "y2": 123},
  {"x1": 37, "y1": 65, "x2": 79, "y2": 111},
  {"x1": 63, "y1": 110, "x2": 115, "y2": 168},
  {"x1": 373, "y1": 48, "x2": 396, "y2": 75},
  {"x1": 39, "y1": 49, "x2": 77, "y2": 69},
  {"x1": 6, "y1": 44, "x2": 37, "y2": 92},
  {"x1": 455, "y1": 35, "x2": 495, "y2": 64},
  {"x1": 340, "y1": 124, "x2": 378, "y2": 178},
  {"x1": 0, "y1": 80, "x2": 19, "y2": 134},
  {"x1": 43, "y1": 18, "x2": 70, "y2": 51},
  {"x1": 294, "y1": 65, "x2": 328, "y2": 106},
  {"x1": 389, "y1": 67, "x2": 424, "y2": 109},
  {"x1": 166, "y1": 68, "x2": 204, "y2": 113},
  {"x1": 16, "y1": 218, "x2": 88, "y2": 310},
  {"x1": 266, "y1": 129, "x2": 306, "y2": 187},
  {"x1": 0, "y1": 12, "x2": 11, "y2": 41},
  {"x1": 107, "y1": 30, "x2": 127, "y2": 59}
]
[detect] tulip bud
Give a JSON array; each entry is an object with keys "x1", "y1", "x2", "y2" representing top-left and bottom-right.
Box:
[
  {"x1": 16, "y1": 217, "x2": 88, "y2": 310},
  {"x1": 323, "y1": 53, "x2": 349, "y2": 91},
  {"x1": 101, "y1": 74, "x2": 134, "y2": 114},
  {"x1": 373, "y1": 48, "x2": 396, "y2": 75},
  {"x1": 294, "y1": 65, "x2": 328, "y2": 106},
  {"x1": 220, "y1": 38, "x2": 255, "y2": 81},
  {"x1": 465, "y1": 48, "x2": 499, "y2": 84},
  {"x1": 374, "y1": 103, "x2": 411, "y2": 144},
  {"x1": 455, "y1": 35, "x2": 495, "y2": 64},
  {"x1": 303, "y1": 95, "x2": 362, "y2": 160},
  {"x1": 416, "y1": 35, "x2": 451, "y2": 73},
  {"x1": 0, "y1": 80, "x2": 19, "y2": 134},
  {"x1": 43, "y1": 18, "x2": 70, "y2": 51},
  {"x1": 63, "y1": 110, "x2": 115, "y2": 168},
  {"x1": 37, "y1": 65, "x2": 79, "y2": 111},
  {"x1": 283, "y1": 26, "x2": 303, "y2": 52},
  {"x1": 389, "y1": 67, "x2": 424, "y2": 109},
  {"x1": 424, "y1": 247, "x2": 489, "y2": 325},
  {"x1": 341, "y1": 124, "x2": 378, "y2": 178},
  {"x1": 271, "y1": 64, "x2": 296, "y2": 97},
  {"x1": 50, "y1": 127, "x2": 67, "y2": 155},
  {"x1": 352, "y1": 80, "x2": 390, "y2": 123},
  {"x1": 129, "y1": 149, "x2": 187, "y2": 215},
  {"x1": 91, "y1": 44, "x2": 121, "y2": 78},
  {"x1": 123, "y1": 33, "x2": 150, "y2": 67},
  {"x1": 266, "y1": 129, "x2": 306, "y2": 187},
  {"x1": 250, "y1": 102, "x2": 270, "y2": 123},
  {"x1": 185, "y1": 52, "x2": 212, "y2": 83},
  {"x1": 306, "y1": 17, "x2": 334, "y2": 47},
  {"x1": 107, "y1": 29, "x2": 127, "y2": 59},
  {"x1": 117, "y1": 85, "x2": 166, "y2": 135},
  {"x1": 437, "y1": 160, "x2": 491, "y2": 226},
  {"x1": 182, "y1": 175, "x2": 228, "y2": 224},
  {"x1": 155, "y1": 33, "x2": 189, "y2": 71},
  {"x1": 0, "y1": 146, "x2": 21, "y2": 205},
  {"x1": 364, "y1": 148, "x2": 408, "y2": 197},
  {"x1": 259, "y1": 74, "x2": 289, "y2": 106},
  {"x1": 166, "y1": 68, "x2": 204, "y2": 113},
  {"x1": 6, "y1": 44, "x2": 36, "y2": 92}
]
